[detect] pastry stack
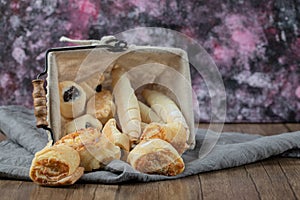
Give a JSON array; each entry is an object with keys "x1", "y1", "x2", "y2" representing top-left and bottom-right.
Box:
[{"x1": 30, "y1": 64, "x2": 190, "y2": 186}]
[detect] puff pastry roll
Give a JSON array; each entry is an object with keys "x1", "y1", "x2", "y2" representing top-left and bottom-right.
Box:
[
  {"x1": 127, "y1": 139, "x2": 185, "y2": 176},
  {"x1": 138, "y1": 101, "x2": 163, "y2": 123},
  {"x1": 142, "y1": 89, "x2": 190, "y2": 145},
  {"x1": 59, "y1": 81, "x2": 86, "y2": 119},
  {"x1": 29, "y1": 144, "x2": 84, "y2": 186},
  {"x1": 140, "y1": 122, "x2": 188, "y2": 155},
  {"x1": 55, "y1": 128, "x2": 121, "y2": 171},
  {"x1": 86, "y1": 89, "x2": 115, "y2": 124},
  {"x1": 111, "y1": 67, "x2": 141, "y2": 144},
  {"x1": 102, "y1": 118, "x2": 130, "y2": 151},
  {"x1": 64, "y1": 114, "x2": 103, "y2": 135}
]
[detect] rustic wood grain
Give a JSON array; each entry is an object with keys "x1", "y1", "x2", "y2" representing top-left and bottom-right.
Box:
[
  {"x1": 285, "y1": 123, "x2": 300, "y2": 132},
  {"x1": 199, "y1": 167, "x2": 260, "y2": 200},
  {"x1": 277, "y1": 158, "x2": 300, "y2": 200},
  {"x1": 226, "y1": 123, "x2": 288, "y2": 135},
  {"x1": 244, "y1": 159, "x2": 297, "y2": 200},
  {"x1": 0, "y1": 180, "x2": 24, "y2": 200},
  {"x1": 280, "y1": 123, "x2": 300, "y2": 200},
  {"x1": 0, "y1": 180, "x2": 119, "y2": 200},
  {"x1": 115, "y1": 182, "x2": 159, "y2": 200},
  {"x1": 115, "y1": 176, "x2": 202, "y2": 200},
  {"x1": 198, "y1": 123, "x2": 291, "y2": 135},
  {"x1": 1, "y1": 124, "x2": 300, "y2": 200},
  {"x1": 240, "y1": 124, "x2": 299, "y2": 200},
  {"x1": 197, "y1": 123, "x2": 271, "y2": 200}
]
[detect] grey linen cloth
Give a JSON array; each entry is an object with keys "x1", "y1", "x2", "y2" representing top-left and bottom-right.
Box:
[{"x1": 0, "y1": 105, "x2": 299, "y2": 183}]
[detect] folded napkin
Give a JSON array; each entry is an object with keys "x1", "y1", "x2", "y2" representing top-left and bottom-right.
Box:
[{"x1": 0, "y1": 106, "x2": 299, "y2": 183}]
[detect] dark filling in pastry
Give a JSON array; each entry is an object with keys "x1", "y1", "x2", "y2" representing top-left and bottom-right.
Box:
[
  {"x1": 85, "y1": 122, "x2": 92, "y2": 128},
  {"x1": 63, "y1": 86, "x2": 80, "y2": 102},
  {"x1": 95, "y1": 84, "x2": 102, "y2": 93}
]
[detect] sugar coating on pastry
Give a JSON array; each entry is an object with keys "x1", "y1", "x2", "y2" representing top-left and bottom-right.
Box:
[
  {"x1": 29, "y1": 144, "x2": 84, "y2": 186},
  {"x1": 127, "y1": 139, "x2": 185, "y2": 176},
  {"x1": 64, "y1": 114, "x2": 103, "y2": 135},
  {"x1": 86, "y1": 89, "x2": 115, "y2": 124},
  {"x1": 59, "y1": 81, "x2": 86, "y2": 119}
]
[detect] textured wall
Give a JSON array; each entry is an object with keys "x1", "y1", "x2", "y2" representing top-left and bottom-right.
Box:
[{"x1": 0, "y1": 0, "x2": 299, "y2": 122}]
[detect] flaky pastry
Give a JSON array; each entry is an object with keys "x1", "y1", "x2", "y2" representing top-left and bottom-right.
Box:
[
  {"x1": 127, "y1": 139, "x2": 185, "y2": 176},
  {"x1": 142, "y1": 89, "x2": 190, "y2": 145},
  {"x1": 140, "y1": 122, "x2": 188, "y2": 155},
  {"x1": 86, "y1": 89, "x2": 115, "y2": 124},
  {"x1": 29, "y1": 144, "x2": 84, "y2": 186},
  {"x1": 111, "y1": 66, "x2": 141, "y2": 144},
  {"x1": 55, "y1": 128, "x2": 120, "y2": 171}
]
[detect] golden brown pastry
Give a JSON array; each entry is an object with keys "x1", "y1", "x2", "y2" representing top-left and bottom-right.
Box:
[
  {"x1": 142, "y1": 89, "x2": 190, "y2": 146},
  {"x1": 64, "y1": 114, "x2": 103, "y2": 135},
  {"x1": 127, "y1": 139, "x2": 185, "y2": 176},
  {"x1": 102, "y1": 118, "x2": 130, "y2": 151},
  {"x1": 29, "y1": 144, "x2": 84, "y2": 186},
  {"x1": 111, "y1": 66, "x2": 141, "y2": 144},
  {"x1": 86, "y1": 89, "x2": 115, "y2": 124},
  {"x1": 55, "y1": 128, "x2": 121, "y2": 171},
  {"x1": 140, "y1": 122, "x2": 188, "y2": 155},
  {"x1": 59, "y1": 81, "x2": 86, "y2": 119},
  {"x1": 140, "y1": 122, "x2": 148, "y2": 133},
  {"x1": 138, "y1": 101, "x2": 163, "y2": 123}
]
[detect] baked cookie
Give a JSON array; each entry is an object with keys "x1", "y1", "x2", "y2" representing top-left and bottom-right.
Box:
[
  {"x1": 59, "y1": 81, "x2": 86, "y2": 119},
  {"x1": 64, "y1": 114, "x2": 103, "y2": 135}
]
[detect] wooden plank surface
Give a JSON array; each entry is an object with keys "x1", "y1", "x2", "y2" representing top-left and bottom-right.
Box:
[
  {"x1": 0, "y1": 124, "x2": 299, "y2": 200},
  {"x1": 285, "y1": 123, "x2": 300, "y2": 132}
]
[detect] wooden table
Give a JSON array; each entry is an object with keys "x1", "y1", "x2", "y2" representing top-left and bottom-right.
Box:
[{"x1": 0, "y1": 123, "x2": 299, "y2": 200}]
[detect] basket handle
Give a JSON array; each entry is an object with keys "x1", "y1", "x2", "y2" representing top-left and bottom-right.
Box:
[
  {"x1": 32, "y1": 79, "x2": 54, "y2": 145},
  {"x1": 32, "y1": 79, "x2": 48, "y2": 127}
]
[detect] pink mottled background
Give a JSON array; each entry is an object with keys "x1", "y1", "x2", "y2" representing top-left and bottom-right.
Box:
[{"x1": 0, "y1": 0, "x2": 299, "y2": 122}]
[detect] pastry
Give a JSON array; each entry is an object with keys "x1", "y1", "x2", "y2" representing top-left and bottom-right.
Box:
[
  {"x1": 111, "y1": 66, "x2": 141, "y2": 144},
  {"x1": 29, "y1": 144, "x2": 84, "y2": 186},
  {"x1": 55, "y1": 128, "x2": 120, "y2": 171},
  {"x1": 84, "y1": 73, "x2": 105, "y2": 91},
  {"x1": 86, "y1": 89, "x2": 115, "y2": 124},
  {"x1": 64, "y1": 114, "x2": 103, "y2": 135},
  {"x1": 142, "y1": 89, "x2": 190, "y2": 145},
  {"x1": 127, "y1": 139, "x2": 185, "y2": 176},
  {"x1": 138, "y1": 101, "x2": 163, "y2": 123},
  {"x1": 140, "y1": 122, "x2": 188, "y2": 155},
  {"x1": 59, "y1": 81, "x2": 86, "y2": 119},
  {"x1": 102, "y1": 118, "x2": 130, "y2": 151},
  {"x1": 140, "y1": 122, "x2": 148, "y2": 133},
  {"x1": 78, "y1": 81, "x2": 95, "y2": 101}
]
